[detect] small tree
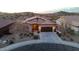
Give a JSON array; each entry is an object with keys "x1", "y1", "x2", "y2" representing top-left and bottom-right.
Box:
[{"x1": 67, "y1": 28, "x2": 75, "y2": 35}]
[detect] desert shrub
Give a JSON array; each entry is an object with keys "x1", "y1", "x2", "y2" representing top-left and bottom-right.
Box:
[{"x1": 67, "y1": 28, "x2": 75, "y2": 35}]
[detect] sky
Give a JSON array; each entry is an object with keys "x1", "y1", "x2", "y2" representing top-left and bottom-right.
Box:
[{"x1": 0, "y1": 0, "x2": 79, "y2": 13}]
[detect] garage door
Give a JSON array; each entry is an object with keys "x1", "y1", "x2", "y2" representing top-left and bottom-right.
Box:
[{"x1": 41, "y1": 27, "x2": 52, "y2": 32}]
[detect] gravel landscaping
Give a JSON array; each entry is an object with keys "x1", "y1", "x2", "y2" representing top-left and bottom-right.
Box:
[{"x1": 0, "y1": 32, "x2": 40, "y2": 48}]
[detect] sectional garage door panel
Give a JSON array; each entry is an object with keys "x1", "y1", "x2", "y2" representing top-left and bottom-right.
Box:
[{"x1": 41, "y1": 27, "x2": 52, "y2": 32}]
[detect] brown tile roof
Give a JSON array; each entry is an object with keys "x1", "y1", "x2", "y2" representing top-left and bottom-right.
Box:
[
  {"x1": 23, "y1": 16, "x2": 47, "y2": 22},
  {"x1": 0, "y1": 19, "x2": 14, "y2": 28},
  {"x1": 23, "y1": 16, "x2": 56, "y2": 24}
]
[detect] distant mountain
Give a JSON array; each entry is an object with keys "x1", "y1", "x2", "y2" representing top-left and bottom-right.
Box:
[
  {"x1": 0, "y1": 8, "x2": 79, "y2": 21},
  {"x1": 52, "y1": 11, "x2": 79, "y2": 16},
  {"x1": 46, "y1": 7, "x2": 79, "y2": 13},
  {"x1": 62, "y1": 7, "x2": 79, "y2": 13}
]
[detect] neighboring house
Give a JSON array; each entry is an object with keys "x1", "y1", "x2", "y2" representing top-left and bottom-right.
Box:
[
  {"x1": 23, "y1": 16, "x2": 57, "y2": 32},
  {"x1": 56, "y1": 16, "x2": 79, "y2": 34},
  {"x1": 0, "y1": 20, "x2": 15, "y2": 37}
]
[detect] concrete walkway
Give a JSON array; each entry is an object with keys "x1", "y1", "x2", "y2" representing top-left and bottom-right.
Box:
[{"x1": 0, "y1": 32, "x2": 79, "y2": 51}]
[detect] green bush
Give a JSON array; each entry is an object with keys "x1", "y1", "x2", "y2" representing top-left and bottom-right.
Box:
[
  {"x1": 67, "y1": 28, "x2": 75, "y2": 35},
  {"x1": 75, "y1": 31, "x2": 79, "y2": 36}
]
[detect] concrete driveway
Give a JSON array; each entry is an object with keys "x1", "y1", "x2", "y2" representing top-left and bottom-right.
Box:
[{"x1": 39, "y1": 32, "x2": 62, "y2": 43}]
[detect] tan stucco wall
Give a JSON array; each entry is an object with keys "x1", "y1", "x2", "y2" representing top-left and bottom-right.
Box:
[{"x1": 28, "y1": 24, "x2": 32, "y2": 32}]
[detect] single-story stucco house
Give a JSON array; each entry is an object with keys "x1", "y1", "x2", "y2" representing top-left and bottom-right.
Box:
[
  {"x1": 22, "y1": 16, "x2": 57, "y2": 32},
  {"x1": 0, "y1": 16, "x2": 57, "y2": 38},
  {"x1": 56, "y1": 16, "x2": 79, "y2": 34}
]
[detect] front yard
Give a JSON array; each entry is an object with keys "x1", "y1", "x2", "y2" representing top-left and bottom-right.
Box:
[
  {"x1": 0, "y1": 32, "x2": 40, "y2": 48},
  {"x1": 58, "y1": 28, "x2": 79, "y2": 43}
]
